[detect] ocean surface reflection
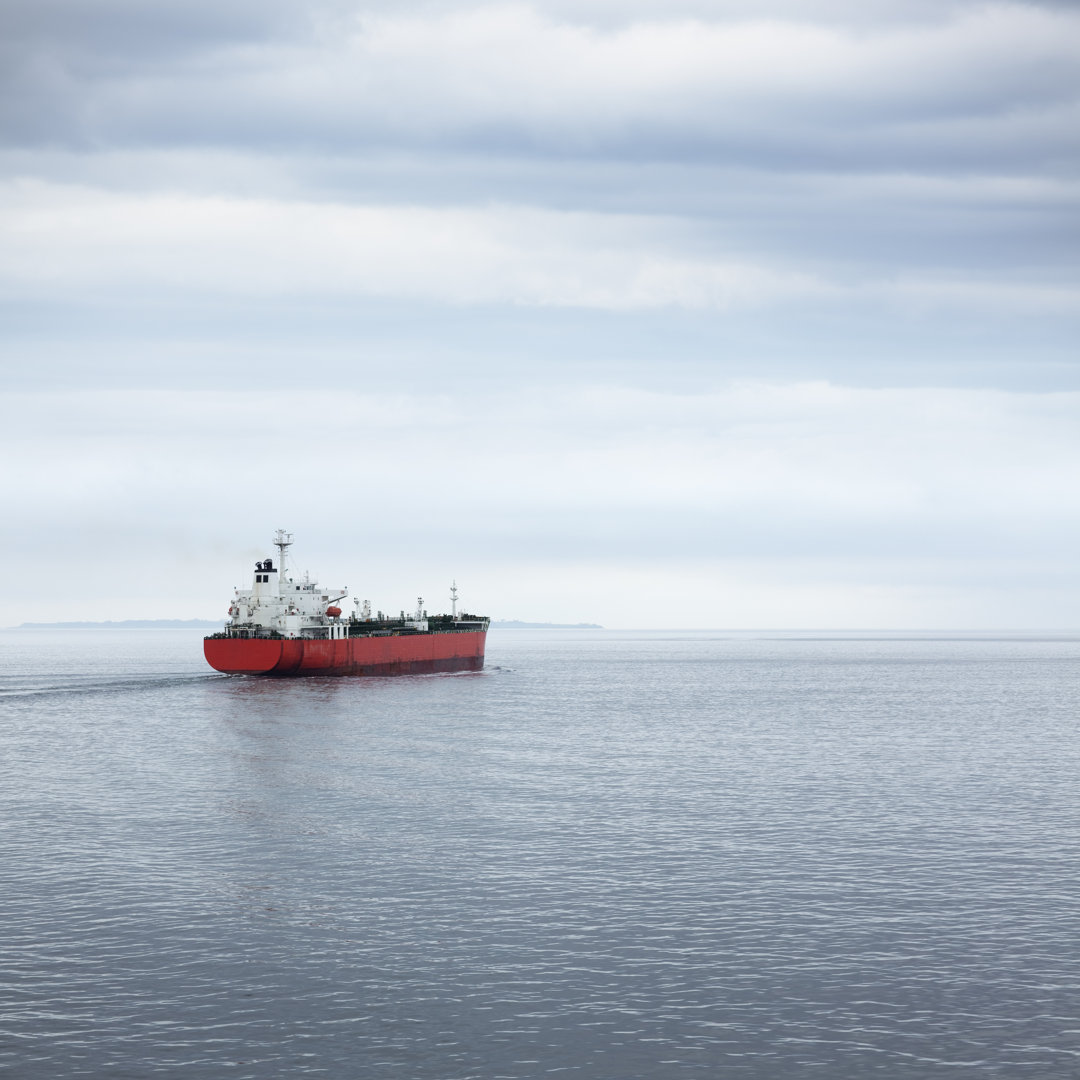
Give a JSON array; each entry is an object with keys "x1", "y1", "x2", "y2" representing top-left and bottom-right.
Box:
[{"x1": 1, "y1": 628, "x2": 1078, "y2": 1078}]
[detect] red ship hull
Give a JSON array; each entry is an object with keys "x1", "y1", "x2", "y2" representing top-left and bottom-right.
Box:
[{"x1": 204, "y1": 631, "x2": 487, "y2": 676}]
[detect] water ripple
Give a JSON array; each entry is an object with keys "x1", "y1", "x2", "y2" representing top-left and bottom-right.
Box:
[{"x1": 1, "y1": 630, "x2": 1078, "y2": 1077}]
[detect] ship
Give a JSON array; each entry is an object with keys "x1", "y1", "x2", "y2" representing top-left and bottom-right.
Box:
[{"x1": 204, "y1": 530, "x2": 489, "y2": 676}]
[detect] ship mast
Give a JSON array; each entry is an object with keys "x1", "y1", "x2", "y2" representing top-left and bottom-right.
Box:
[
  {"x1": 450, "y1": 580, "x2": 458, "y2": 619},
  {"x1": 274, "y1": 529, "x2": 293, "y2": 580}
]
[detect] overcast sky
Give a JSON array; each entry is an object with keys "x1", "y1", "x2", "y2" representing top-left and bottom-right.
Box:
[{"x1": 2, "y1": 0, "x2": 1078, "y2": 628}]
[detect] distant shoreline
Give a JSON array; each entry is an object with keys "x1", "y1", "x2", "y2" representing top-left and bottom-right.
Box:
[
  {"x1": 9, "y1": 618, "x2": 603, "y2": 631},
  {"x1": 11, "y1": 620, "x2": 222, "y2": 630}
]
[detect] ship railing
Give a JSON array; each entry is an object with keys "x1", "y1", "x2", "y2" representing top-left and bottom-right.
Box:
[{"x1": 206, "y1": 618, "x2": 489, "y2": 642}]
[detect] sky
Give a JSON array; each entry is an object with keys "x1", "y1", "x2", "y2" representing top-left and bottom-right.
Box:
[{"x1": 1, "y1": 0, "x2": 1078, "y2": 628}]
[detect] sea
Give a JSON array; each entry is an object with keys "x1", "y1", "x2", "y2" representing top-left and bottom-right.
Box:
[{"x1": 1, "y1": 627, "x2": 1078, "y2": 1079}]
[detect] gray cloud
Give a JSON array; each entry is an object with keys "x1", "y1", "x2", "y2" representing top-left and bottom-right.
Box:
[
  {"x1": 0, "y1": 0, "x2": 304, "y2": 57},
  {"x1": 2, "y1": 1, "x2": 1076, "y2": 177}
]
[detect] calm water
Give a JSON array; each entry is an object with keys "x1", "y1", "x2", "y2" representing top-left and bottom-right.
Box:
[{"x1": 1, "y1": 628, "x2": 1078, "y2": 1079}]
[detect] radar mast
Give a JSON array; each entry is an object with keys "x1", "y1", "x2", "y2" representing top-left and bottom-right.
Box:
[{"x1": 273, "y1": 529, "x2": 293, "y2": 580}]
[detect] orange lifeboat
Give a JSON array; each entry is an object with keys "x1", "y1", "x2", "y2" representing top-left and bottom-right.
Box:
[{"x1": 326, "y1": 606, "x2": 342, "y2": 618}]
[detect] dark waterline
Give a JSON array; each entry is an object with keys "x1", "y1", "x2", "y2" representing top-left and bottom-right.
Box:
[{"x1": 2, "y1": 629, "x2": 1078, "y2": 1078}]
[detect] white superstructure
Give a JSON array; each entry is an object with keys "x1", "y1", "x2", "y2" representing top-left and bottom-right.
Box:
[{"x1": 227, "y1": 530, "x2": 348, "y2": 640}]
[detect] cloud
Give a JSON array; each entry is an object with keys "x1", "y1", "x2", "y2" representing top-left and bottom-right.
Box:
[
  {"x1": 4, "y1": 180, "x2": 1076, "y2": 317},
  {"x1": 2, "y1": 2, "x2": 1076, "y2": 176},
  {"x1": 0, "y1": 0, "x2": 306, "y2": 59},
  {"x1": 0, "y1": 180, "x2": 826, "y2": 310}
]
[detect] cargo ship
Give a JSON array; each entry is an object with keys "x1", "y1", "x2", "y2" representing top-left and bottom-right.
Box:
[{"x1": 204, "y1": 531, "x2": 489, "y2": 676}]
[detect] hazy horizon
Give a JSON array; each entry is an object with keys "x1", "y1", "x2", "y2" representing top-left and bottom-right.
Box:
[{"x1": 6, "y1": 623, "x2": 1078, "y2": 636}]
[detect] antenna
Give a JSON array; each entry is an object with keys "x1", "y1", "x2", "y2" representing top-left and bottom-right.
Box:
[{"x1": 273, "y1": 529, "x2": 293, "y2": 579}]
